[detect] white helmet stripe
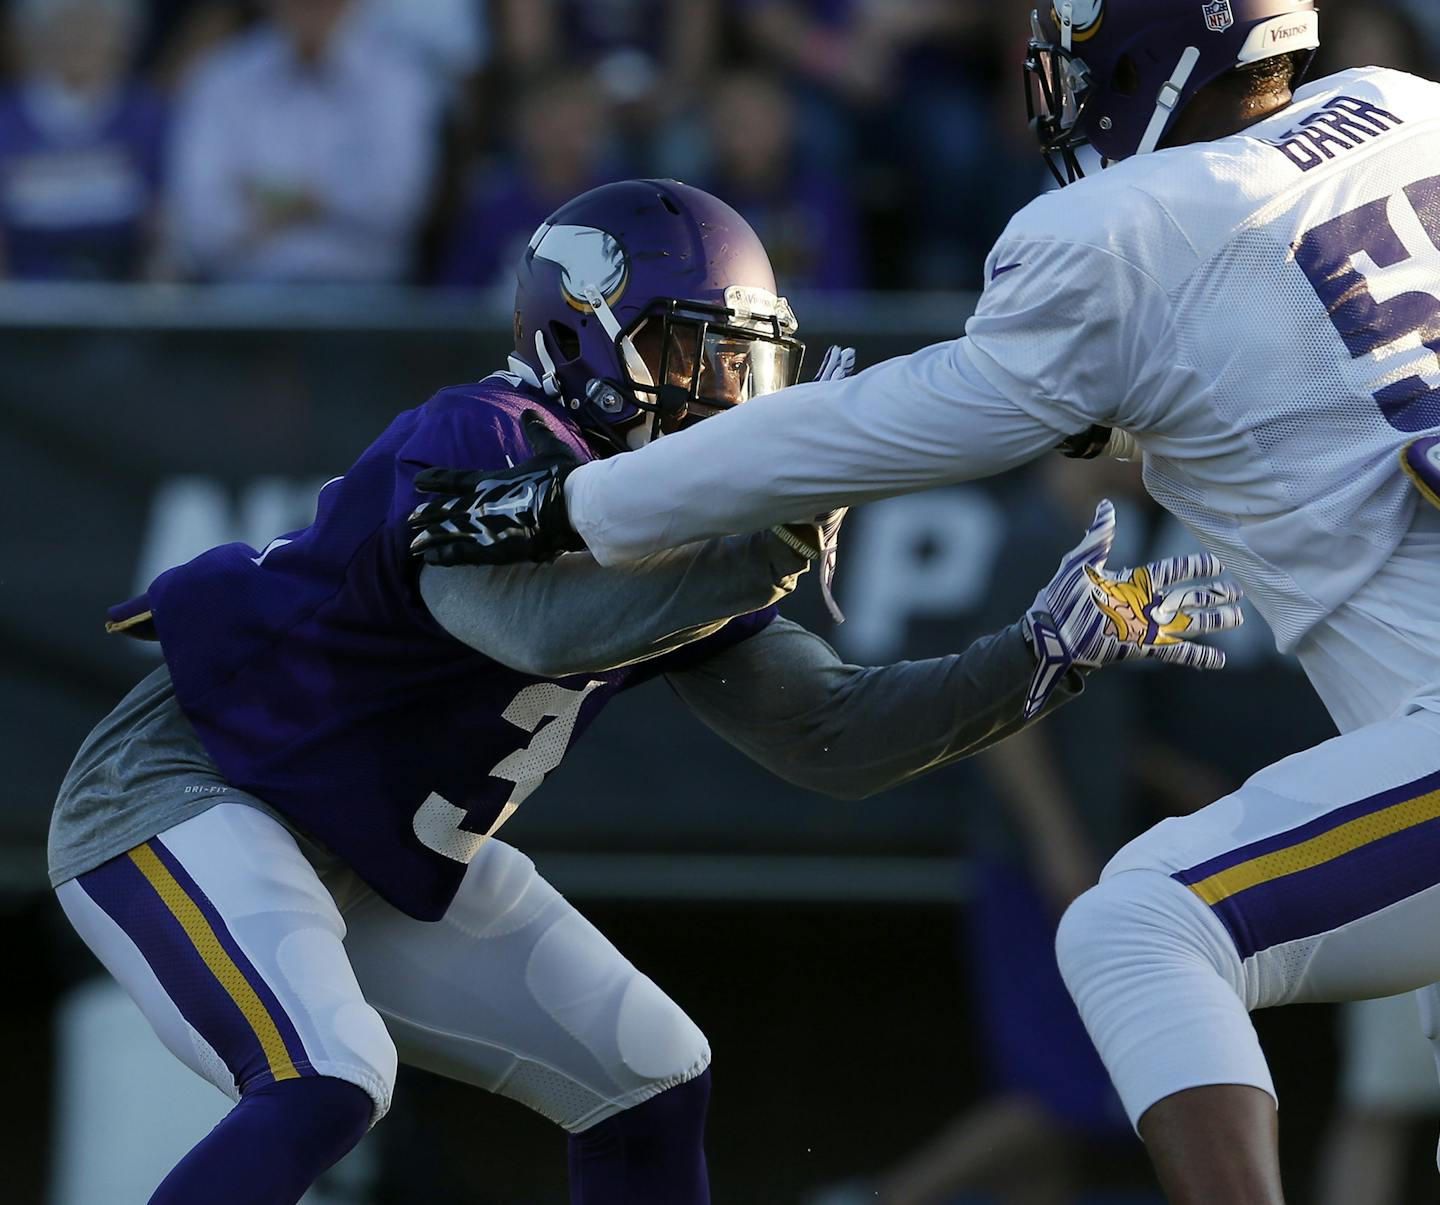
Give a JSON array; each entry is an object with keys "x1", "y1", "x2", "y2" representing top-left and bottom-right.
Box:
[{"x1": 1136, "y1": 46, "x2": 1202, "y2": 156}]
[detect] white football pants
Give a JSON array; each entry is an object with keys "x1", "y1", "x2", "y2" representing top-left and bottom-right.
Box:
[
  {"x1": 56, "y1": 802, "x2": 710, "y2": 1131},
  {"x1": 1056, "y1": 701, "x2": 1440, "y2": 1129}
]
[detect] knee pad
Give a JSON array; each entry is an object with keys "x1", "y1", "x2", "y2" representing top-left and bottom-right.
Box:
[
  {"x1": 520, "y1": 917, "x2": 711, "y2": 1130},
  {"x1": 524, "y1": 914, "x2": 711, "y2": 1087},
  {"x1": 611, "y1": 974, "x2": 711, "y2": 1087},
  {"x1": 267, "y1": 925, "x2": 398, "y2": 1125},
  {"x1": 1056, "y1": 869, "x2": 1242, "y2": 996},
  {"x1": 319, "y1": 1001, "x2": 398, "y2": 1126},
  {"x1": 1056, "y1": 871, "x2": 1269, "y2": 1128},
  {"x1": 232, "y1": 998, "x2": 397, "y2": 1128}
]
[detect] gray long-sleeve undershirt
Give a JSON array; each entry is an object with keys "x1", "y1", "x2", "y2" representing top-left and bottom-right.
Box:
[
  {"x1": 669, "y1": 617, "x2": 1078, "y2": 800},
  {"x1": 419, "y1": 532, "x2": 812, "y2": 677},
  {"x1": 422, "y1": 538, "x2": 1081, "y2": 801}
]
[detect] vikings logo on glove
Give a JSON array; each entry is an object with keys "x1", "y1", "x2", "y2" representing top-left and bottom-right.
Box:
[
  {"x1": 1087, "y1": 565, "x2": 1198, "y2": 646},
  {"x1": 1022, "y1": 503, "x2": 1245, "y2": 721}
]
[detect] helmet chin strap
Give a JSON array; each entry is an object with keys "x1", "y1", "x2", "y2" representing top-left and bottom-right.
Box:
[
  {"x1": 579, "y1": 283, "x2": 663, "y2": 449},
  {"x1": 533, "y1": 330, "x2": 562, "y2": 398},
  {"x1": 1137, "y1": 46, "x2": 1201, "y2": 156},
  {"x1": 582, "y1": 284, "x2": 655, "y2": 390}
]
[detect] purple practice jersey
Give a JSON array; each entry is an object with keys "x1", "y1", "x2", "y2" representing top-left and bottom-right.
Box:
[{"x1": 112, "y1": 377, "x2": 775, "y2": 919}]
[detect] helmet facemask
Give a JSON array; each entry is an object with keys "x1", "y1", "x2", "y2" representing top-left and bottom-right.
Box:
[
  {"x1": 1025, "y1": 9, "x2": 1097, "y2": 187},
  {"x1": 617, "y1": 291, "x2": 805, "y2": 446}
]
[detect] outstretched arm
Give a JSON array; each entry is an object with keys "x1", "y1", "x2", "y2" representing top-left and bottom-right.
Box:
[
  {"x1": 566, "y1": 338, "x2": 1071, "y2": 565},
  {"x1": 420, "y1": 533, "x2": 808, "y2": 677},
  {"x1": 407, "y1": 241, "x2": 1173, "y2": 568},
  {"x1": 667, "y1": 616, "x2": 1067, "y2": 801},
  {"x1": 668, "y1": 504, "x2": 1243, "y2": 796}
]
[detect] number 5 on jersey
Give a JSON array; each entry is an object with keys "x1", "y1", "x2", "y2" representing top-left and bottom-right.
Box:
[
  {"x1": 1295, "y1": 173, "x2": 1440, "y2": 433},
  {"x1": 413, "y1": 680, "x2": 604, "y2": 863}
]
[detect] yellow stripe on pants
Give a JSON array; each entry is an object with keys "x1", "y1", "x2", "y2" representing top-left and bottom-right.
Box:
[
  {"x1": 128, "y1": 843, "x2": 300, "y2": 1082},
  {"x1": 1186, "y1": 788, "x2": 1440, "y2": 907}
]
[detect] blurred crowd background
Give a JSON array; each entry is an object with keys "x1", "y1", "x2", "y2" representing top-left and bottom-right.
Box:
[
  {"x1": 6, "y1": 2, "x2": 1440, "y2": 1203},
  {"x1": 0, "y1": 0, "x2": 1434, "y2": 295}
]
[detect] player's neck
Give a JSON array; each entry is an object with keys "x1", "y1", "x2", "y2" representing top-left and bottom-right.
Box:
[{"x1": 1164, "y1": 89, "x2": 1293, "y2": 149}]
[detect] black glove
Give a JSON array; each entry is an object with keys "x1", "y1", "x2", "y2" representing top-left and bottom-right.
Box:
[
  {"x1": 1057, "y1": 424, "x2": 1114, "y2": 460},
  {"x1": 407, "y1": 411, "x2": 585, "y2": 565}
]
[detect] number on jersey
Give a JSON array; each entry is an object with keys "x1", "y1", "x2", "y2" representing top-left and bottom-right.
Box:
[
  {"x1": 1295, "y1": 174, "x2": 1440, "y2": 433},
  {"x1": 412, "y1": 679, "x2": 603, "y2": 863}
]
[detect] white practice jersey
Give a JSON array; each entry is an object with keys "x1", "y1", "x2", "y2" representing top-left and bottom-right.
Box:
[
  {"x1": 566, "y1": 67, "x2": 1440, "y2": 727},
  {"x1": 969, "y1": 66, "x2": 1440, "y2": 657}
]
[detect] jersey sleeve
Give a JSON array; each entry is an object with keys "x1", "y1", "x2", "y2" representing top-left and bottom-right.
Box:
[
  {"x1": 567, "y1": 338, "x2": 1068, "y2": 566},
  {"x1": 964, "y1": 234, "x2": 1176, "y2": 436},
  {"x1": 398, "y1": 389, "x2": 582, "y2": 476},
  {"x1": 665, "y1": 616, "x2": 1083, "y2": 800},
  {"x1": 393, "y1": 385, "x2": 593, "y2": 519}
]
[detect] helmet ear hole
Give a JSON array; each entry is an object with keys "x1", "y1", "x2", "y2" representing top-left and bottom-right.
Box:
[
  {"x1": 548, "y1": 321, "x2": 582, "y2": 363},
  {"x1": 1113, "y1": 54, "x2": 1140, "y2": 96}
]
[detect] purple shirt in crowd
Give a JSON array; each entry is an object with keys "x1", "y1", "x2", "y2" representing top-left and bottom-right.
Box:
[
  {"x1": 706, "y1": 169, "x2": 865, "y2": 292},
  {"x1": 552, "y1": 0, "x2": 674, "y2": 61},
  {"x1": 439, "y1": 168, "x2": 613, "y2": 289},
  {"x1": 0, "y1": 81, "x2": 167, "y2": 280}
]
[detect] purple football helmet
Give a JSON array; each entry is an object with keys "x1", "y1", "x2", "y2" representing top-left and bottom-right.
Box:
[
  {"x1": 1025, "y1": 0, "x2": 1320, "y2": 185},
  {"x1": 511, "y1": 179, "x2": 805, "y2": 452}
]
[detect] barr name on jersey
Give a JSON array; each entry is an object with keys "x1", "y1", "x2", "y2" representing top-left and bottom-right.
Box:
[{"x1": 1264, "y1": 94, "x2": 1404, "y2": 172}]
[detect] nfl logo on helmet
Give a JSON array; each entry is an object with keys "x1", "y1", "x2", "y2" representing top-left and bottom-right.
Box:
[{"x1": 1202, "y1": 0, "x2": 1234, "y2": 32}]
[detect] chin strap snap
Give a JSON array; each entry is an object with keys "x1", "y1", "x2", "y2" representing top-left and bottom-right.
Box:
[
  {"x1": 582, "y1": 284, "x2": 655, "y2": 390},
  {"x1": 1137, "y1": 46, "x2": 1201, "y2": 156},
  {"x1": 533, "y1": 331, "x2": 562, "y2": 398}
]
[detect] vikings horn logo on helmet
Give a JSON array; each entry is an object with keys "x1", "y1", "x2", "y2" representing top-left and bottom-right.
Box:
[
  {"x1": 1053, "y1": 0, "x2": 1105, "y2": 42},
  {"x1": 528, "y1": 224, "x2": 629, "y2": 313}
]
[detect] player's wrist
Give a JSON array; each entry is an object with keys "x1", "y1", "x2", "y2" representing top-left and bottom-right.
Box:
[
  {"x1": 1021, "y1": 607, "x2": 1079, "y2": 721},
  {"x1": 539, "y1": 467, "x2": 584, "y2": 556}
]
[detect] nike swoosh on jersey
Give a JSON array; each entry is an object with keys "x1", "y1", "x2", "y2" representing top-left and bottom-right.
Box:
[{"x1": 991, "y1": 262, "x2": 1024, "y2": 280}]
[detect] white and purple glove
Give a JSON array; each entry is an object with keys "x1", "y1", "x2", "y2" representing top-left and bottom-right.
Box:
[
  {"x1": 770, "y1": 345, "x2": 856, "y2": 622},
  {"x1": 1402, "y1": 435, "x2": 1440, "y2": 511},
  {"x1": 1022, "y1": 499, "x2": 1245, "y2": 720}
]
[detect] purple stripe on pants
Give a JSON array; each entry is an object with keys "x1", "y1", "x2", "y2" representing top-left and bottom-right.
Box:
[{"x1": 78, "y1": 840, "x2": 314, "y2": 1093}]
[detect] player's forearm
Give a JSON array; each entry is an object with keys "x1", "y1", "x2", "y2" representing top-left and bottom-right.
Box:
[
  {"x1": 669, "y1": 618, "x2": 1083, "y2": 801},
  {"x1": 565, "y1": 339, "x2": 1067, "y2": 566},
  {"x1": 419, "y1": 533, "x2": 808, "y2": 677},
  {"x1": 786, "y1": 628, "x2": 1086, "y2": 798}
]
